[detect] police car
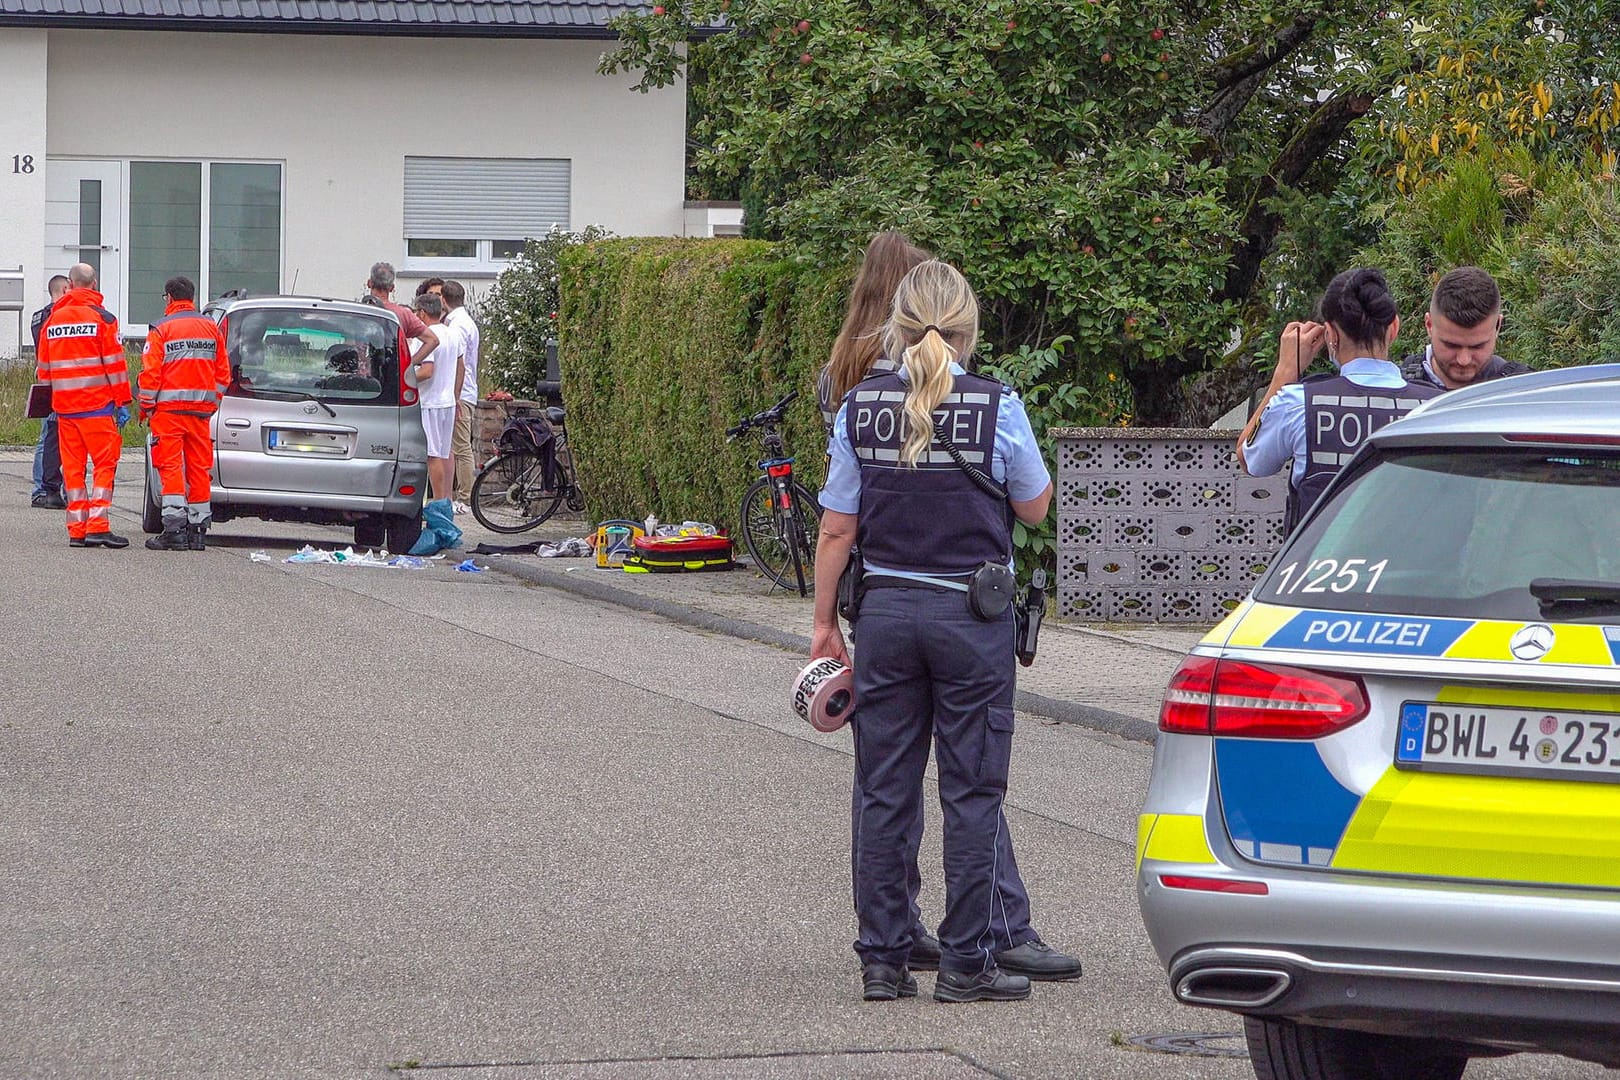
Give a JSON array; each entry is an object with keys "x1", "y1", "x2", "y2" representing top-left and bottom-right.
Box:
[{"x1": 1137, "y1": 365, "x2": 1620, "y2": 1078}]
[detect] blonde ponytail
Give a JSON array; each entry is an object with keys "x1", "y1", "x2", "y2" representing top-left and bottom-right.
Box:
[{"x1": 883, "y1": 260, "x2": 981, "y2": 467}]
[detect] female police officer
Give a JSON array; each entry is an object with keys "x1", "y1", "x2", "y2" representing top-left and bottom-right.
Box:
[{"x1": 812, "y1": 260, "x2": 1057, "y2": 1003}]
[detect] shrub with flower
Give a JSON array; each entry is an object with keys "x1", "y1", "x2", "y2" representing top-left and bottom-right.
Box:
[{"x1": 479, "y1": 225, "x2": 613, "y2": 394}]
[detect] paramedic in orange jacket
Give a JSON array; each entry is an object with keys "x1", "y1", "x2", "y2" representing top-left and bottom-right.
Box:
[
  {"x1": 138, "y1": 275, "x2": 230, "y2": 551},
  {"x1": 37, "y1": 263, "x2": 133, "y2": 548}
]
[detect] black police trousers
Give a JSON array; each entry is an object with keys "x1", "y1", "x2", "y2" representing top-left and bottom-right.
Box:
[{"x1": 850, "y1": 585, "x2": 1019, "y2": 975}]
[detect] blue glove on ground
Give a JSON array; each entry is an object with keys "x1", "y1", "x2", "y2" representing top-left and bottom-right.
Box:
[{"x1": 114, "y1": 405, "x2": 130, "y2": 428}]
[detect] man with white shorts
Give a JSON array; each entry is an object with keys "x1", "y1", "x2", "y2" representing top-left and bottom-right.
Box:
[{"x1": 409, "y1": 292, "x2": 464, "y2": 503}]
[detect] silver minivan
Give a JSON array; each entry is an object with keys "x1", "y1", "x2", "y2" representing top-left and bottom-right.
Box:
[{"x1": 141, "y1": 295, "x2": 427, "y2": 551}]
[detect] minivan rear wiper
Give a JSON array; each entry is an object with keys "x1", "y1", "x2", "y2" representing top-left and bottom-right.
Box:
[
  {"x1": 251, "y1": 388, "x2": 337, "y2": 418},
  {"x1": 1529, "y1": 578, "x2": 1620, "y2": 616}
]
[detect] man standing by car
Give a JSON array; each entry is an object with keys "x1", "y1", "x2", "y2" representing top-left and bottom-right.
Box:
[
  {"x1": 410, "y1": 292, "x2": 462, "y2": 504},
  {"x1": 28, "y1": 274, "x2": 70, "y2": 509},
  {"x1": 442, "y1": 281, "x2": 481, "y2": 514},
  {"x1": 365, "y1": 261, "x2": 438, "y2": 370},
  {"x1": 1400, "y1": 267, "x2": 1529, "y2": 391},
  {"x1": 37, "y1": 263, "x2": 132, "y2": 548},
  {"x1": 138, "y1": 275, "x2": 230, "y2": 551}
]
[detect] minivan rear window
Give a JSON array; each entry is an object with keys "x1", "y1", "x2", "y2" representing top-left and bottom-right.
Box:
[
  {"x1": 1257, "y1": 448, "x2": 1620, "y2": 622},
  {"x1": 226, "y1": 308, "x2": 401, "y2": 405}
]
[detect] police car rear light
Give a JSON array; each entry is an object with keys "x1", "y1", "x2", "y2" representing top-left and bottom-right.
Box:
[
  {"x1": 1503, "y1": 433, "x2": 1620, "y2": 446},
  {"x1": 1159, "y1": 874, "x2": 1269, "y2": 896},
  {"x1": 1209, "y1": 660, "x2": 1368, "y2": 738},
  {"x1": 1159, "y1": 655, "x2": 1217, "y2": 734},
  {"x1": 1159, "y1": 656, "x2": 1367, "y2": 738}
]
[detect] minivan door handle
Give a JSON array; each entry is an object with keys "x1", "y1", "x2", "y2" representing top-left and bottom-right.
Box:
[{"x1": 223, "y1": 418, "x2": 251, "y2": 428}]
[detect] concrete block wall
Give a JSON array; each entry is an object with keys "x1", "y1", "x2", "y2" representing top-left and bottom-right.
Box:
[{"x1": 1052, "y1": 428, "x2": 1289, "y2": 624}]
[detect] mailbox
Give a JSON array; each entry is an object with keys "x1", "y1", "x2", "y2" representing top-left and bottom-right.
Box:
[{"x1": 0, "y1": 268, "x2": 23, "y2": 312}]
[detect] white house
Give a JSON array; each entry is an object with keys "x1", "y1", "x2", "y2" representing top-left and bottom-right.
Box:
[{"x1": 0, "y1": 0, "x2": 701, "y2": 353}]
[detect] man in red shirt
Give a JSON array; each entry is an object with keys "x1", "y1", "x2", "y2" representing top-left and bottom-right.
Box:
[
  {"x1": 365, "y1": 262, "x2": 438, "y2": 369},
  {"x1": 37, "y1": 263, "x2": 133, "y2": 548}
]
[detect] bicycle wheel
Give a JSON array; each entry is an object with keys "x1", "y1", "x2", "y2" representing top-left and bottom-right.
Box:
[
  {"x1": 471, "y1": 450, "x2": 566, "y2": 533},
  {"x1": 740, "y1": 478, "x2": 822, "y2": 591}
]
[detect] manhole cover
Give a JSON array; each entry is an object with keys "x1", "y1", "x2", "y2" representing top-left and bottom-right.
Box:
[{"x1": 1125, "y1": 1031, "x2": 1249, "y2": 1059}]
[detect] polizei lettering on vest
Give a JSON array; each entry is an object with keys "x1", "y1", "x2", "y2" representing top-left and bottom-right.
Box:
[
  {"x1": 1312, "y1": 406, "x2": 1404, "y2": 454},
  {"x1": 852, "y1": 403, "x2": 986, "y2": 449},
  {"x1": 1301, "y1": 617, "x2": 1434, "y2": 649}
]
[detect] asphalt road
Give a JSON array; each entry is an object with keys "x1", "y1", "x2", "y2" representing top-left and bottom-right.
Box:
[{"x1": 0, "y1": 455, "x2": 1605, "y2": 1079}]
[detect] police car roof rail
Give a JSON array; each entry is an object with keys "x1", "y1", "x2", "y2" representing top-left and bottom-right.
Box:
[{"x1": 1413, "y1": 361, "x2": 1620, "y2": 417}]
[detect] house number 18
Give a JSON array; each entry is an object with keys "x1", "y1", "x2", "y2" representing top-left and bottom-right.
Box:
[{"x1": 12, "y1": 155, "x2": 35, "y2": 174}]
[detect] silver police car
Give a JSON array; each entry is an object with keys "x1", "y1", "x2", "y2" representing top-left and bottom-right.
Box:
[
  {"x1": 141, "y1": 295, "x2": 428, "y2": 551},
  {"x1": 1138, "y1": 365, "x2": 1620, "y2": 1078}
]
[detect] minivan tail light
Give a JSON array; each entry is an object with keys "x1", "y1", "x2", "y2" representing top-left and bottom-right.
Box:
[
  {"x1": 1158, "y1": 656, "x2": 1367, "y2": 739},
  {"x1": 399, "y1": 329, "x2": 418, "y2": 405}
]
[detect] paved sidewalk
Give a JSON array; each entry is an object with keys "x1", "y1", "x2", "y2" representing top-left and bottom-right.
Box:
[{"x1": 471, "y1": 523, "x2": 1205, "y2": 742}]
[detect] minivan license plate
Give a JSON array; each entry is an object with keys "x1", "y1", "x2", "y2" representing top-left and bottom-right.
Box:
[{"x1": 1397, "y1": 702, "x2": 1620, "y2": 783}]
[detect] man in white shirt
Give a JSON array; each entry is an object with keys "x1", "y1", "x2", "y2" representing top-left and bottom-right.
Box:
[
  {"x1": 409, "y1": 292, "x2": 464, "y2": 504},
  {"x1": 443, "y1": 281, "x2": 482, "y2": 514}
]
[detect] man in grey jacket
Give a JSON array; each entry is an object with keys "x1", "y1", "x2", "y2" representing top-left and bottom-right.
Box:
[{"x1": 1399, "y1": 267, "x2": 1529, "y2": 391}]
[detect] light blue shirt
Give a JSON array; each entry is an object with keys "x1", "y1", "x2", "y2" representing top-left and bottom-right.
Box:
[
  {"x1": 818, "y1": 363, "x2": 1050, "y2": 579},
  {"x1": 1242, "y1": 357, "x2": 1408, "y2": 486}
]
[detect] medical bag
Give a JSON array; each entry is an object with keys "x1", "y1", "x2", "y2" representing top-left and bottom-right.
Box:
[{"x1": 625, "y1": 533, "x2": 734, "y2": 573}]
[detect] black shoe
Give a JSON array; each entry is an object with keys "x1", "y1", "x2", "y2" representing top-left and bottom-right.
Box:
[
  {"x1": 83, "y1": 532, "x2": 129, "y2": 549},
  {"x1": 185, "y1": 523, "x2": 207, "y2": 551},
  {"x1": 68, "y1": 536, "x2": 88, "y2": 548},
  {"x1": 32, "y1": 492, "x2": 66, "y2": 509},
  {"x1": 994, "y1": 940, "x2": 1083, "y2": 981},
  {"x1": 146, "y1": 527, "x2": 189, "y2": 551},
  {"x1": 861, "y1": 963, "x2": 918, "y2": 1002},
  {"x1": 933, "y1": 967, "x2": 1032, "y2": 1003},
  {"x1": 908, "y1": 930, "x2": 942, "y2": 972}
]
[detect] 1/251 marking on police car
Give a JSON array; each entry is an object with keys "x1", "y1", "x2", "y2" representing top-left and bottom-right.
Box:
[{"x1": 1396, "y1": 701, "x2": 1620, "y2": 783}]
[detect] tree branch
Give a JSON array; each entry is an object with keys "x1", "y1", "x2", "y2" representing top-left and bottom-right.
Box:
[
  {"x1": 1218, "y1": 89, "x2": 1376, "y2": 305},
  {"x1": 1208, "y1": 11, "x2": 1323, "y2": 90}
]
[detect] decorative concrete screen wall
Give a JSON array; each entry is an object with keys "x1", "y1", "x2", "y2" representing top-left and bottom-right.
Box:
[{"x1": 1052, "y1": 428, "x2": 1290, "y2": 624}]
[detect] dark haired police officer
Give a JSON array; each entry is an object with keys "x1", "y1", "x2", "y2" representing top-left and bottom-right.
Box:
[
  {"x1": 1238, "y1": 267, "x2": 1443, "y2": 532},
  {"x1": 813, "y1": 260, "x2": 1079, "y2": 1004}
]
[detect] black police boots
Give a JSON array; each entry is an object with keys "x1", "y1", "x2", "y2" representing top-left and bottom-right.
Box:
[
  {"x1": 994, "y1": 939, "x2": 1084, "y2": 981},
  {"x1": 146, "y1": 525, "x2": 189, "y2": 551},
  {"x1": 76, "y1": 531, "x2": 130, "y2": 548},
  {"x1": 933, "y1": 967, "x2": 1032, "y2": 1003},
  {"x1": 861, "y1": 963, "x2": 918, "y2": 1001},
  {"x1": 186, "y1": 522, "x2": 208, "y2": 551}
]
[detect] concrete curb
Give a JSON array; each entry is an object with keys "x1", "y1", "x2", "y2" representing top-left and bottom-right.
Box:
[{"x1": 488, "y1": 557, "x2": 1158, "y2": 743}]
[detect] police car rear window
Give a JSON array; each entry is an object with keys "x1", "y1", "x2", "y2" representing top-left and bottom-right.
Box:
[{"x1": 1256, "y1": 448, "x2": 1620, "y2": 622}]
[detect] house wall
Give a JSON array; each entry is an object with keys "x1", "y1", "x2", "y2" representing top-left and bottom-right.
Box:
[
  {"x1": 0, "y1": 30, "x2": 49, "y2": 357},
  {"x1": 0, "y1": 26, "x2": 686, "y2": 351}
]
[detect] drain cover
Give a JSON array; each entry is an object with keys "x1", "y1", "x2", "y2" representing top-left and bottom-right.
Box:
[{"x1": 1126, "y1": 1032, "x2": 1249, "y2": 1059}]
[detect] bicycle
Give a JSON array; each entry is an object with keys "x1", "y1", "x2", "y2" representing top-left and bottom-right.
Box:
[
  {"x1": 728, "y1": 390, "x2": 822, "y2": 596},
  {"x1": 470, "y1": 404, "x2": 586, "y2": 533}
]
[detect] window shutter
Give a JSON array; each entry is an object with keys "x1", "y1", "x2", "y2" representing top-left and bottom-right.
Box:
[{"x1": 403, "y1": 157, "x2": 571, "y2": 239}]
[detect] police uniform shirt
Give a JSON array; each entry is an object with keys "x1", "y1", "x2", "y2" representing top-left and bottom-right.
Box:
[
  {"x1": 819, "y1": 362, "x2": 1050, "y2": 577},
  {"x1": 1242, "y1": 357, "x2": 1408, "y2": 486}
]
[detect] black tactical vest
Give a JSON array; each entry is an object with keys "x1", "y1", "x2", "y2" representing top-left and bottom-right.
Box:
[
  {"x1": 846, "y1": 371, "x2": 1010, "y2": 574},
  {"x1": 1286, "y1": 373, "x2": 1444, "y2": 531}
]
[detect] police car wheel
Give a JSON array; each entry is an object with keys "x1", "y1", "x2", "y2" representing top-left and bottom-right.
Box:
[{"x1": 1244, "y1": 1018, "x2": 1466, "y2": 1080}]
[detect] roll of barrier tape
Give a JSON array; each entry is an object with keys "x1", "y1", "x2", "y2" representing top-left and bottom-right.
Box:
[{"x1": 792, "y1": 657, "x2": 855, "y2": 733}]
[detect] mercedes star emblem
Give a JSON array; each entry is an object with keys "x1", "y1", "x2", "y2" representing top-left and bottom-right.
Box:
[{"x1": 1510, "y1": 623, "x2": 1555, "y2": 661}]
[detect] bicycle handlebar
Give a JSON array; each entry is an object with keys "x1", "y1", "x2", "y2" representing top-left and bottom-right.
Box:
[{"x1": 726, "y1": 390, "x2": 800, "y2": 440}]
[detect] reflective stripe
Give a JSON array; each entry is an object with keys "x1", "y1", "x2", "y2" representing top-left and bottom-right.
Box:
[
  {"x1": 91, "y1": 487, "x2": 112, "y2": 500},
  {"x1": 105, "y1": 368, "x2": 131, "y2": 385},
  {"x1": 215, "y1": 383, "x2": 229, "y2": 395},
  {"x1": 155, "y1": 388, "x2": 215, "y2": 403},
  {"x1": 86, "y1": 505, "x2": 109, "y2": 519},
  {"x1": 853, "y1": 390, "x2": 907, "y2": 403},
  {"x1": 101, "y1": 352, "x2": 126, "y2": 366},
  {"x1": 855, "y1": 446, "x2": 985, "y2": 465},
  {"x1": 54, "y1": 374, "x2": 115, "y2": 390},
  {"x1": 65, "y1": 488, "x2": 87, "y2": 500},
  {"x1": 39, "y1": 358, "x2": 108, "y2": 376},
  {"x1": 161, "y1": 494, "x2": 186, "y2": 508},
  {"x1": 67, "y1": 507, "x2": 88, "y2": 523}
]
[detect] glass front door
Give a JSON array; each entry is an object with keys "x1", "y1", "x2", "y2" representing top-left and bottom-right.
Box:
[{"x1": 44, "y1": 159, "x2": 123, "y2": 315}]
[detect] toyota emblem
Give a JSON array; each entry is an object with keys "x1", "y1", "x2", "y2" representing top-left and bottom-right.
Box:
[
  {"x1": 1510, "y1": 623, "x2": 1555, "y2": 661},
  {"x1": 302, "y1": 402, "x2": 318, "y2": 415}
]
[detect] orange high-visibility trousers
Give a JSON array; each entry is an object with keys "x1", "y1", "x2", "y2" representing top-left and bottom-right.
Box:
[
  {"x1": 150, "y1": 412, "x2": 214, "y2": 525},
  {"x1": 58, "y1": 414, "x2": 121, "y2": 539}
]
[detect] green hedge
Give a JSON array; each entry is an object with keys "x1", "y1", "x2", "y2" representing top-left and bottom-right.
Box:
[{"x1": 559, "y1": 238, "x2": 848, "y2": 529}]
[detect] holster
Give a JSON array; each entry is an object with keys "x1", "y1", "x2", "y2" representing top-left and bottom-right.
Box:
[
  {"x1": 837, "y1": 546, "x2": 864, "y2": 624},
  {"x1": 1015, "y1": 568, "x2": 1048, "y2": 666}
]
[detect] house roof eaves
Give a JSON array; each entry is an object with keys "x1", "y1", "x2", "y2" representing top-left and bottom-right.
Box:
[{"x1": 0, "y1": 11, "x2": 624, "y2": 35}]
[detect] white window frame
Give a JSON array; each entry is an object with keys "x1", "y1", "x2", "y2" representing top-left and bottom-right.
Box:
[
  {"x1": 121, "y1": 156, "x2": 286, "y2": 337},
  {"x1": 400, "y1": 156, "x2": 570, "y2": 275}
]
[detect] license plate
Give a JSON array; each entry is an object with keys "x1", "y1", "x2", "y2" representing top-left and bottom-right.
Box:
[
  {"x1": 1397, "y1": 702, "x2": 1620, "y2": 783},
  {"x1": 267, "y1": 429, "x2": 348, "y2": 456}
]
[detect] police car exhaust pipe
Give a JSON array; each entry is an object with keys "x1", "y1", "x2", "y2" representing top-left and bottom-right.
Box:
[{"x1": 1175, "y1": 967, "x2": 1292, "y2": 1009}]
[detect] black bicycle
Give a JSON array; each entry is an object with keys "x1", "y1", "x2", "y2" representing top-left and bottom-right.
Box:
[
  {"x1": 728, "y1": 391, "x2": 822, "y2": 596},
  {"x1": 470, "y1": 404, "x2": 586, "y2": 532}
]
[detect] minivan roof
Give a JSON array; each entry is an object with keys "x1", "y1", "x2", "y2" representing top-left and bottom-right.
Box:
[{"x1": 206, "y1": 294, "x2": 400, "y2": 325}]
